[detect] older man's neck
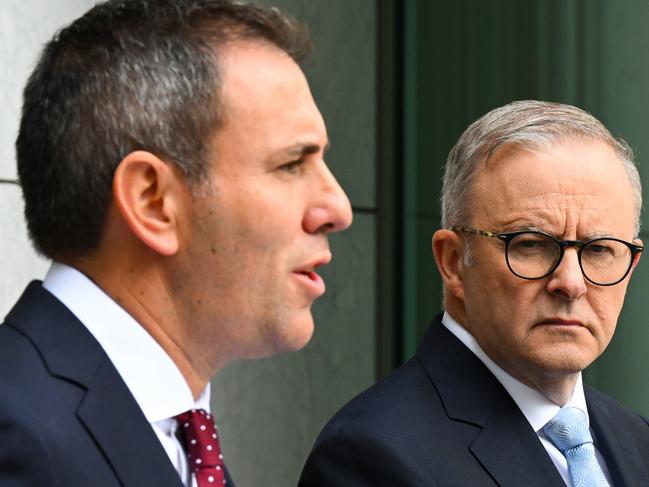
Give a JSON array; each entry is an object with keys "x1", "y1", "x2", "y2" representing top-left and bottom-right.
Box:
[
  {"x1": 522, "y1": 371, "x2": 580, "y2": 406},
  {"x1": 445, "y1": 299, "x2": 580, "y2": 406}
]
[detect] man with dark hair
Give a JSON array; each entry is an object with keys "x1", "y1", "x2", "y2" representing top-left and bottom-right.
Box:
[
  {"x1": 300, "y1": 101, "x2": 649, "y2": 486},
  {"x1": 0, "y1": 1, "x2": 352, "y2": 485}
]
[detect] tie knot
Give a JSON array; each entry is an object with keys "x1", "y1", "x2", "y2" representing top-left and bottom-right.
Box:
[
  {"x1": 544, "y1": 407, "x2": 593, "y2": 453},
  {"x1": 174, "y1": 409, "x2": 224, "y2": 471}
]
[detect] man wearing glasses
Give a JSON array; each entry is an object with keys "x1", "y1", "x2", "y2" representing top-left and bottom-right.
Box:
[{"x1": 300, "y1": 100, "x2": 649, "y2": 486}]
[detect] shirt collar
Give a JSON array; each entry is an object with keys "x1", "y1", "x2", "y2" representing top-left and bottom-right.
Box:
[
  {"x1": 441, "y1": 311, "x2": 588, "y2": 432},
  {"x1": 43, "y1": 262, "x2": 210, "y2": 423}
]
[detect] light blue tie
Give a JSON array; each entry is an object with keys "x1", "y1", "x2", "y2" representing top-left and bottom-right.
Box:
[{"x1": 543, "y1": 407, "x2": 610, "y2": 487}]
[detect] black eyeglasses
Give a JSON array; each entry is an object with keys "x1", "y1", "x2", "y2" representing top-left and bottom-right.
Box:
[{"x1": 449, "y1": 226, "x2": 643, "y2": 286}]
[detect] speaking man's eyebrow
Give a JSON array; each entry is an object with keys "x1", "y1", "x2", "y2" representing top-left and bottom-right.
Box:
[{"x1": 279, "y1": 141, "x2": 330, "y2": 159}]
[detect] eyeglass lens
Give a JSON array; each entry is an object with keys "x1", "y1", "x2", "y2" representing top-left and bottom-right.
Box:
[{"x1": 506, "y1": 233, "x2": 633, "y2": 285}]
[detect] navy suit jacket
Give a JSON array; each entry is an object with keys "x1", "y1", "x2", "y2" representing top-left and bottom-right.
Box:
[
  {"x1": 0, "y1": 281, "x2": 234, "y2": 487},
  {"x1": 300, "y1": 315, "x2": 649, "y2": 486}
]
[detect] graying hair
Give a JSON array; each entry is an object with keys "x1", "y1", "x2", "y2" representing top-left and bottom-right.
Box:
[
  {"x1": 17, "y1": 0, "x2": 312, "y2": 261},
  {"x1": 441, "y1": 100, "x2": 643, "y2": 236}
]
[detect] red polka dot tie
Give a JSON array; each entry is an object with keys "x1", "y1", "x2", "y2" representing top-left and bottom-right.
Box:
[{"x1": 175, "y1": 409, "x2": 227, "y2": 486}]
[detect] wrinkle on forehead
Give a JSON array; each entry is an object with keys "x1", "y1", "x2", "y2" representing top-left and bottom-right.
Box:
[{"x1": 471, "y1": 140, "x2": 637, "y2": 239}]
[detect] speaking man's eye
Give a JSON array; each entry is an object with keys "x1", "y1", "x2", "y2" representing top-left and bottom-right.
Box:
[{"x1": 279, "y1": 159, "x2": 304, "y2": 174}]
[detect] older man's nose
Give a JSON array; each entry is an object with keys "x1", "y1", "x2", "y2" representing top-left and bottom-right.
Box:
[{"x1": 546, "y1": 248, "x2": 587, "y2": 300}]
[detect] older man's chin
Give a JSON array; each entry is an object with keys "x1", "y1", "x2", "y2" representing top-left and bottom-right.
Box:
[{"x1": 527, "y1": 342, "x2": 606, "y2": 377}]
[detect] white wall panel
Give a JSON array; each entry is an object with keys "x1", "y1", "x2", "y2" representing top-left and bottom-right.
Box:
[{"x1": 0, "y1": 1, "x2": 96, "y2": 316}]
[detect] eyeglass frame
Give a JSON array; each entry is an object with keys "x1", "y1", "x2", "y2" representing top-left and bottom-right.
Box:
[{"x1": 448, "y1": 225, "x2": 644, "y2": 286}]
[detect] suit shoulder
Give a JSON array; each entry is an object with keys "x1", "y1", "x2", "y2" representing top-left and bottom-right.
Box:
[
  {"x1": 312, "y1": 354, "x2": 459, "y2": 458},
  {"x1": 0, "y1": 322, "x2": 45, "y2": 378},
  {"x1": 324, "y1": 357, "x2": 436, "y2": 423},
  {"x1": 586, "y1": 385, "x2": 648, "y2": 423},
  {"x1": 302, "y1": 351, "x2": 498, "y2": 486},
  {"x1": 586, "y1": 384, "x2": 649, "y2": 441},
  {"x1": 0, "y1": 322, "x2": 47, "y2": 377},
  {"x1": 0, "y1": 322, "x2": 85, "y2": 414},
  {"x1": 301, "y1": 357, "x2": 443, "y2": 485},
  {"x1": 0, "y1": 330, "x2": 60, "y2": 486},
  {"x1": 299, "y1": 425, "x2": 438, "y2": 486},
  {"x1": 0, "y1": 401, "x2": 59, "y2": 481}
]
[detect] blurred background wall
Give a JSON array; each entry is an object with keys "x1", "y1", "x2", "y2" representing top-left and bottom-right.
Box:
[{"x1": 1, "y1": 1, "x2": 649, "y2": 486}]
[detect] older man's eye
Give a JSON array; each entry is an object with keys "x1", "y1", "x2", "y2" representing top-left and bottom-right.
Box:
[
  {"x1": 510, "y1": 234, "x2": 552, "y2": 252},
  {"x1": 587, "y1": 244, "x2": 610, "y2": 254},
  {"x1": 584, "y1": 240, "x2": 620, "y2": 259}
]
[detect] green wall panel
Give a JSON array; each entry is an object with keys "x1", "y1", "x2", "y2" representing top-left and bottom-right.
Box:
[
  {"x1": 570, "y1": 1, "x2": 649, "y2": 416},
  {"x1": 403, "y1": 0, "x2": 649, "y2": 414}
]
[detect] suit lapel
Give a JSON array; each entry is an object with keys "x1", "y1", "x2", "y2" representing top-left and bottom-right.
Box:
[
  {"x1": 417, "y1": 317, "x2": 565, "y2": 487},
  {"x1": 77, "y1": 360, "x2": 183, "y2": 487},
  {"x1": 6, "y1": 282, "x2": 183, "y2": 487},
  {"x1": 587, "y1": 390, "x2": 649, "y2": 486},
  {"x1": 469, "y1": 399, "x2": 564, "y2": 486}
]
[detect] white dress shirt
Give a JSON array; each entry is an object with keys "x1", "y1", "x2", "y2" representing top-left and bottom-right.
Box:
[
  {"x1": 43, "y1": 262, "x2": 206, "y2": 487},
  {"x1": 442, "y1": 312, "x2": 612, "y2": 486}
]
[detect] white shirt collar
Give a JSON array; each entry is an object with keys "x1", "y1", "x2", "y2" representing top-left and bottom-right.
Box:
[
  {"x1": 441, "y1": 311, "x2": 588, "y2": 432},
  {"x1": 42, "y1": 262, "x2": 210, "y2": 424}
]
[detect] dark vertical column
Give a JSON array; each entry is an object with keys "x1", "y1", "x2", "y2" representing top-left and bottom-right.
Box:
[{"x1": 376, "y1": 0, "x2": 403, "y2": 378}]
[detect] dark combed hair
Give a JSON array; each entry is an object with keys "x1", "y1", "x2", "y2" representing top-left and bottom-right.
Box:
[{"x1": 16, "y1": 0, "x2": 312, "y2": 261}]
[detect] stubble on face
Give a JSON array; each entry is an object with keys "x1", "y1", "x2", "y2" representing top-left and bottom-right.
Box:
[
  {"x1": 166, "y1": 40, "x2": 346, "y2": 374},
  {"x1": 173, "y1": 184, "x2": 315, "y2": 365}
]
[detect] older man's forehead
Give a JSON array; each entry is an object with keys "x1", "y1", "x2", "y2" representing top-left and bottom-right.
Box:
[
  {"x1": 470, "y1": 139, "x2": 638, "y2": 235},
  {"x1": 478, "y1": 140, "x2": 631, "y2": 192},
  {"x1": 483, "y1": 136, "x2": 623, "y2": 164}
]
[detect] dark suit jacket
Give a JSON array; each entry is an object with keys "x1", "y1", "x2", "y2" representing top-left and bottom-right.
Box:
[
  {"x1": 0, "y1": 281, "x2": 234, "y2": 487},
  {"x1": 299, "y1": 315, "x2": 649, "y2": 486}
]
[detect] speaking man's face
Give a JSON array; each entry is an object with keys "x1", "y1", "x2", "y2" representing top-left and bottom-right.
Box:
[
  {"x1": 172, "y1": 41, "x2": 352, "y2": 364},
  {"x1": 458, "y1": 140, "x2": 640, "y2": 391}
]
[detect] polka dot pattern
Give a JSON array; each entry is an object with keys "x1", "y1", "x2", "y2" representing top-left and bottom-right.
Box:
[{"x1": 175, "y1": 409, "x2": 226, "y2": 487}]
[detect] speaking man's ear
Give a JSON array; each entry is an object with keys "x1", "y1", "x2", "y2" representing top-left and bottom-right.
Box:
[
  {"x1": 112, "y1": 151, "x2": 186, "y2": 256},
  {"x1": 432, "y1": 229, "x2": 467, "y2": 301}
]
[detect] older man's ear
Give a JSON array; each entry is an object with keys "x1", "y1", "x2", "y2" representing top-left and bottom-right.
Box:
[
  {"x1": 632, "y1": 238, "x2": 643, "y2": 272},
  {"x1": 432, "y1": 229, "x2": 466, "y2": 301}
]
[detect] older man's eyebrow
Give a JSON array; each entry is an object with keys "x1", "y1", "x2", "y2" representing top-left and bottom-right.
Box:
[{"x1": 583, "y1": 232, "x2": 619, "y2": 240}]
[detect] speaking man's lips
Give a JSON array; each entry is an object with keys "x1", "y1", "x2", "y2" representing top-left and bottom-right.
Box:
[{"x1": 293, "y1": 253, "x2": 331, "y2": 299}]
